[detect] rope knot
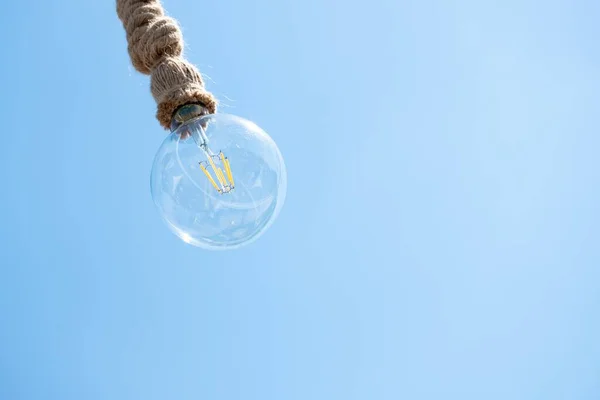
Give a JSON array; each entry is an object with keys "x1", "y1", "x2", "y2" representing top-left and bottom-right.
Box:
[{"x1": 152, "y1": 58, "x2": 217, "y2": 129}]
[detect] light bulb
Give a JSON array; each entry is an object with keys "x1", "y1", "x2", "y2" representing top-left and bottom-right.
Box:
[{"x1": 150, "y1": 104, "x2": 287, "y2": 249}]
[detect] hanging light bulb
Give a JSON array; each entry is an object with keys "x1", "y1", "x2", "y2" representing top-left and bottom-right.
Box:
[{"x1": 150, "y1": 104, "x2": 287, "y2": 249}]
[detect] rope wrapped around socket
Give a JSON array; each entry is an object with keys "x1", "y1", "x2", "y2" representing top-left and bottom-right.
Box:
[{"x1": 116, "y1": 0, "x2": 217, "y2": 129}]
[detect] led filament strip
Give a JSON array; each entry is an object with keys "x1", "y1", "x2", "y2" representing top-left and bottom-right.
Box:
[{"x1": 199, "y1": 152, "x2": 235, "y2": 194}]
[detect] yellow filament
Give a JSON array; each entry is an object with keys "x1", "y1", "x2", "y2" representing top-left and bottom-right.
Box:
[
  {"x1": 223, "y1": 158, "x2": 234, "y2": 187},
  {"x1": 200, "y1": 164, "x2": 220, "y2": 192},
  {"x1": 217, "y1": 167, "x2": 228, "y2": 186},
  {"x1": 207, "y1": 156, "x2": 225, "y2": 186},
  {"x1": 218, "y1": 153, "x2": 229, "y2": 186}
]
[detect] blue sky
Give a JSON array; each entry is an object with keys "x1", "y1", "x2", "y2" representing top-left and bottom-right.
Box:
[{"x1": 1, "y1": 0, "x2": 599, "y2": 399}]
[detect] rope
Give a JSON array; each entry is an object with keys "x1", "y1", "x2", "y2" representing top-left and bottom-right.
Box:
[{"x1": 116, "y1": 0, "x2": 217, "y2": 129}]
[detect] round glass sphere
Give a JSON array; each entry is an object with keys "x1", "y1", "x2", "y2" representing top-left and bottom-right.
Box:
[{"x1": 150, "y1": 109, "x2": 287, "y2": 249}]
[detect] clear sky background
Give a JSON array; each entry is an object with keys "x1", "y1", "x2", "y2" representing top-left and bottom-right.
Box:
[{"x1": 1, "y1": 0, "x2": 599, "y2": 399}]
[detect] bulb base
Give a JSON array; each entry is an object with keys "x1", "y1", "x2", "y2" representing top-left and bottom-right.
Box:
[{"x1": 170, "y1": 103, "x2": 210, "y2": 132}]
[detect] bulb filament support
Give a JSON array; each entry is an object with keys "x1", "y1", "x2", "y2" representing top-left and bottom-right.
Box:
[{"x1": 170, "y1": 104, "x2": 235, "y2": 195}]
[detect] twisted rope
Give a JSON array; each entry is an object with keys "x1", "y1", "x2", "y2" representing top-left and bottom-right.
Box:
[{"x1": 116, "y1": 0, "x2": 217, "y2": 129}]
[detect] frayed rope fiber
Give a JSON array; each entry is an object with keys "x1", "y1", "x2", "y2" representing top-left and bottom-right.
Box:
[{"x1": 116, "y1": 0, "x2": 217, "y2": 129}]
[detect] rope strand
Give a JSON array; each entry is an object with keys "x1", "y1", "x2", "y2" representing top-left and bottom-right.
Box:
[{"x1": 117, "y1": 0, "x2": 217, "y2": 129}]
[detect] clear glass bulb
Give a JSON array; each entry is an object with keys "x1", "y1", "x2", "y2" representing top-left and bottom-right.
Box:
[{"x1": 150, "y1": 104, "x2": 287, "y2": 249}]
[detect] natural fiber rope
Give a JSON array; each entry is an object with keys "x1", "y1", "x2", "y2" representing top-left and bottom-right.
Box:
[{"x1": 116, "y1": 0, "x2": 217, "y2": 129}]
